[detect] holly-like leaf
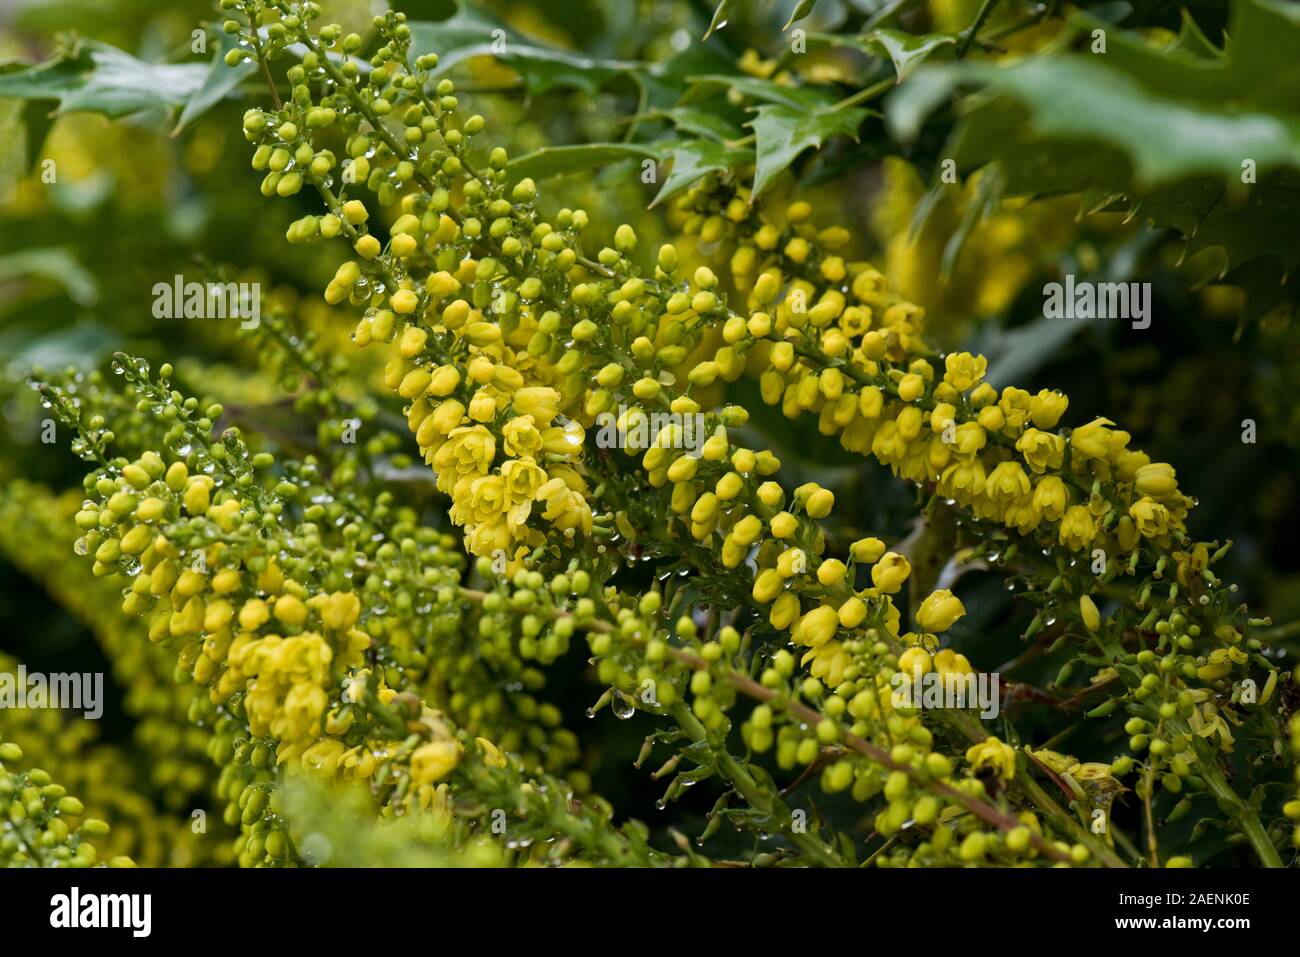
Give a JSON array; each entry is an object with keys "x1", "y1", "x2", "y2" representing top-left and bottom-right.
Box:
[
  {"x1": 748, "y1": 103, "x2": 872, "y2": 198},
  {"x1": 652, "y1": 140, "x2": 752, "y2": 207},
  {"x1": 651, "y1": 106, "x2": 745, "y2": 143},
  {"x1": 173, "y1": 32, "x2": 256, "y2": 135},
  {"x1": 887, "y1": 0, "x2": 1300, "y2": 274},
  {"x1": 862, "y1": 28, "x2": 957, "y2": 82},
  {"x1": 507, "y1": 143, "x2": 666, "y2": 183},
  {"x1": 0, "y1": 40, "x2": 207, "y2": 119},
  {"x1": 408, "y1": 1, "x2": 649, "y2": 96}
]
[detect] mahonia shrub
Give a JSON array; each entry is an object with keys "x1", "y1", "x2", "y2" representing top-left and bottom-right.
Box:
[{"x1": 2, "y1": 0, "x2": 1298, "y2": 870}]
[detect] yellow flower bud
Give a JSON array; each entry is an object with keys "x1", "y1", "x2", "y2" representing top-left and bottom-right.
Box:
[
  {"x1": 850, "y1": 537, "x2": 886, "y2": 563},
  {"x1": 752, "y1": 568, "x2": 783, "y2": 604},
  {"x1": 916, "y1": 589, "x2": 965, "y2": 633},
  {"x1": 816, "y1": 559, "x2": 847, "y2": 587},
  {"x1": 871, "y1": 552, "x2": 911, "y2": 593},
  {"x1": 1079, "y1": 594, "x2": 1101, "y2": 632},
  {"x1": 805, "y1": 488, "x2": 834, "y2": 519},
  {"x1": 770, "y1": 511, "x2": 798, "y2": 538},
  {"x1": 838, "y1": 597, "x2": 867, "y2": 628}
]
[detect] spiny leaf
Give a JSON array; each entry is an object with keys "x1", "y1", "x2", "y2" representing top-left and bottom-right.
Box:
[
  {"x1": 173, "y1": 32, "x2": 255, "y2": 135},
  {"x1": 861, "y1": 28, "x2": 957, "y2": 82},
  {"x1": 651, "y1": 105, "x2": 745, "y2": 142},
  {"x1": 748, "y1": 103, "x2": 872, "y2": 199},
  {"x1": 887, "y1": 0, "x2": 1300, "y2": 274},
  {"x1": 652, "y1": 140, "x2": 752, "y2": 207},
  {"x1": 408, "y1": 0, "x2": 650, "y2": 96},
  {"x1": 0, "y1": 40, "x2": 206, "y2": 119}
]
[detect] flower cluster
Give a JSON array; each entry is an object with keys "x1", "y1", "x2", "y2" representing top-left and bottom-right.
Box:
[
  {"x1": 197, "y1": 0, "x2": 1300, "y2": 868},
  {"x1": 0, "y1": 729, "x2": 132, "y2": 868}
]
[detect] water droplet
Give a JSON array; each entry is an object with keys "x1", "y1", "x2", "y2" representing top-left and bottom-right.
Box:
[{"x1": 611, "y1": 692, "x2": 636, "y2": 720}]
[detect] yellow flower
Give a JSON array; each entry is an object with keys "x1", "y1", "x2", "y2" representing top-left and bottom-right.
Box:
[
  {"x1": 916, "y1": 589, "x2": 966, "y2": 633},
  {"x1": 871, "y1": 552, "x2": 911, "y2": 593},
  {"x1": 1031, "y1": 475, "x2": 1068, "y2": 521},
  {"x1": 939, "y1": 458, "x2": 986, "y2": 497},
  {"x1": 537, "y1": 476, "x2": 593, "y2": 535},
  {"x1": 410, "y1": 740, "x2": 460, "y2": 785},
  {"x1": 511, "y1": 386, "x2": 560, "y2": 425},
  {"x1": 1028, "y1": 389, "x2": 1068, "y2": 429},
  {"x1": 986, "y1": 461, "x2": 1031, "y2": 505},
  {"x1": 502, "y1": 415, "x2": 543, "y2": 458},
  {"x1": 932, "y1": 649, "x2": 973, "y2": 675},
  {"x1": 898, "y1": 646, "x2": 932, "y2": 676},
  {"x1": 942, "y1": 352, "x2": 987, "y2": 392},
  {"x1": 433, "y1": 424, "x2": 495, "y2": 490},
  {"x1": 792, "y1": 604, "x2": 839, "y2": 647},
  {"x1": 1015, "y1": 429, "x2": 1065, "y2": 473},
  {"x1": 1059, "y1": 505, "x2": 1097, "y2": 550},
  {"x1": 1069, "y1": 417, "x2": 1115, "y2": 461},
  {"x1": 1129, "y1": 496, "x2": 1170, "y2": 538},
  {"x1": 1134, "y1": 462, "x2": 1178, "y2": 498},
  {"x1": 801, "y1": 640, "x2": 853, "y2": 688},
  {"x1": 951, "y1": 422, "x2": 986, "y2": 456},
  {"x1": 465, "y1": 517, "x2": 512, "y2": 557},
  {"x1": 501, "y1": 457, "x2": 546, "y2": 507},
  {"x1": 454, "y1": 473, "x2": 509, "y2": 526},
  {"x1": 966, "y1": 736, "x2": 1016, "y2": 781},
  {"x1": 476, "y1": 737, "x2": 507, "y2": 769},
  {"x1": 301, "y1": 738, "x2": 347, "y2": 776},
  {"x1": 280, "y1": 681, "x2": 329, "y2": 744},
  {"x1": 997, "y1": 387, "x2": 1033, "y2": 435}
]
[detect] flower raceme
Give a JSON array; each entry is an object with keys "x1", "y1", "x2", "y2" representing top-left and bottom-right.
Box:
[{"x1": 163, "y1": 0, "x2": 1297, "y2": 867}]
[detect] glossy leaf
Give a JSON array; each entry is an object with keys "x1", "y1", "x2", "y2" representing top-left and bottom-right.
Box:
[
  {"x1": 507, "y1": 143, "x2": 666, "y2": 183},
  {"x1": 748, "y1": 103, "x2": 871, "y2": 198}
]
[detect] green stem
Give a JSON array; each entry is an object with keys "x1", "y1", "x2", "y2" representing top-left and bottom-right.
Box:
[
  {"x1": 957, "y1": 0, "x2": 1004, "y2": 58},
  {"x1": 670, "y1": 703, "x2": 848, "y2": 867},
  {"x1": 1188, "y1": 733, "x2": 1283, "y2": 868}
]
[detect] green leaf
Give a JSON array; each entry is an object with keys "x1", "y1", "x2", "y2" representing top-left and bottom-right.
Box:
[
  {"x1": 408, "y1": 1, "x2": 649, "y2": 96},
  {"x1": 507, "y1": 143, "x2": 666, "y2": 183},
  {"x1": 861, "y1": 28, "x2": 956, "y2": 82},
  {"x1": 650, "y1": 106, "x2": 745, "y2": 142},
  {"x1": 889, "y1": 0, "x2": 1300, "y2": 272},
  {"x1": 0, "y1": 40, "x2": 207, "y2": 119},
  {"x1": 784, "y1": 0, "x2": 820, "y2": 30},
  {"x1": 0, "y1": 248, "x2": 99, "y2": 308},
  {"x1": 652, "y1": 140, "x2": 752, "y2": 207},
  {"x1": 884, "y1": 68, "x2": 958, "y2": 142},
  {"x1": 685, "y1": 74, "x2": 837, "y2": 110},
  {"x1": 173, "y1": 31, "x2": 256, "y2": 135},
  {"x1": 940, "y1": 163, "x2": 1003, "y2": 281},
  {"x1": 0, "y1": 320, "x2": 118, "y2": 375},
  {"x1": 704, "y1": 0, "x2": 742, "y2": 39},
  {"x1": 748, "y1": 103, "x2": 871, "y2": 198}
]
